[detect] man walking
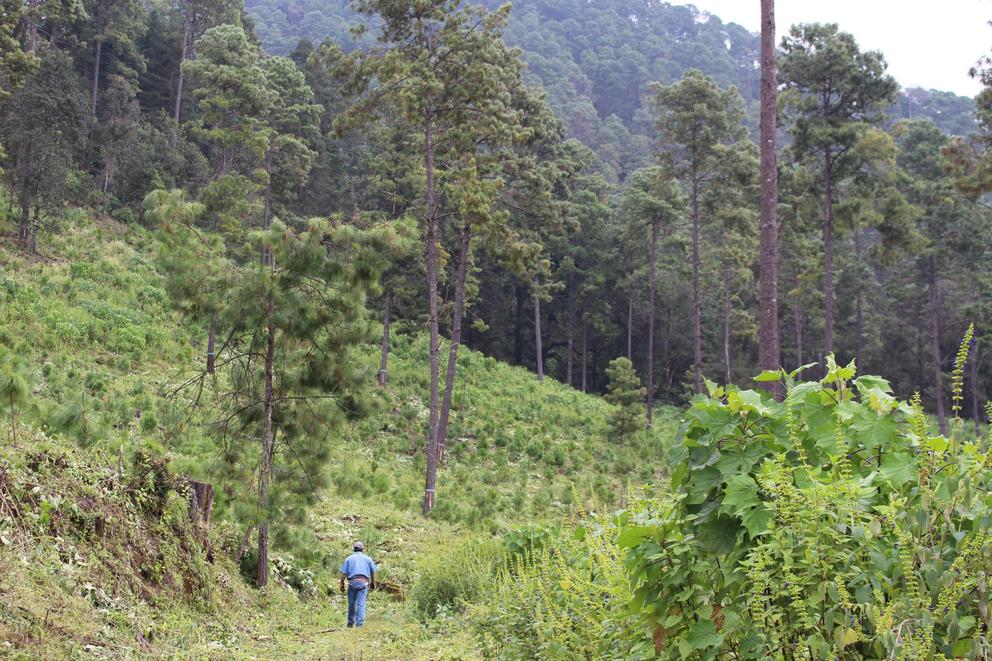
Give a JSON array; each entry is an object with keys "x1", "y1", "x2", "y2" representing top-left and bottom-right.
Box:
[{"x1": 339, "y1": 541, "x2": 377, "y2": 628}]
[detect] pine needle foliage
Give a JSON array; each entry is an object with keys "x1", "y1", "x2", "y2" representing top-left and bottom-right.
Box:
[
  {"x1": 604, "y1": 357, "x2": 646, "y2": 441},
  {"x1": 0, "y1": 347, "x2": 29, "y2": 443},
  {"x1": 158, "y1": 211, "x2": 414, "y2": 582}
]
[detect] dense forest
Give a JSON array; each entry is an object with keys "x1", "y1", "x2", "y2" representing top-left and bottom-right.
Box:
[
  {"x1": 247, "y1": 0, "x2": 979, "y2": 169},
  {"x1": 1, "y1": 0, "x2": 985, "y2": 416},
  {"x1": 6, "y1": 0, "x2": 992, "y2": 657},
  {"x1": 239, "y1": 0, "x2": 989, "y2": 421}
]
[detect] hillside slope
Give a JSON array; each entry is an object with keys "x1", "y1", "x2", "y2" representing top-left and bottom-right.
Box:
[
  {"x1": 0, "y1": 210, "x2": 676, "y2": 657},
  {"x1": 0, "y1": 209, "x2": 673, "y2": 528},
  {"x1": 0, "y1": 428, "x2": 481, "y2": 659}
]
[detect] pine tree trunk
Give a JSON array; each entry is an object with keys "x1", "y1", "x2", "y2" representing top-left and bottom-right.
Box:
[
  {"x1": 422, "y1": 109, "x2": 441, "y2": 516},
  {"x1": 647, "y1": 218, "x2": 658, "y2": 428},
  {"x1": 16, "y1": 141, "x2": 29, "y2": 247},
  {"x1": 261, "y1": 146, "x2": 273, "y2": 265},
  {"x1": 18, "y1": 192, "x2": 30, "y2": 248},
  {"x1": 855, "y1": 294, "x2": 863, "y2": 369},
  {"x1": 691, "y1": 175, "x2": 703, "y2": 394},
  {"x1": 627, "y1": 296, "x2": 633, "y2": 361},
  {"x1": 823, "y1": 151, "x2": 835, "y2": 359},
  {"x1": 663, "y1": 306, "x2": 672, "y2": 390},
  {"x1": 514, "y1": 284, "x2": 525, "y2": 366},
  {"x1": 174, "y1": 15, "x2": 192, "y2": 125},
  {"x1": 101, "y1": 158, "x2": 114, "y2": 206},
  {"x1": 533, "y1": 288, "x2": 544, "y2": 383},
  {"x1": 27, "y1": 7, "x2": 38, "y2": 53},
  {"x1": 378, "y1": 291, "x2": 391, "y2": 386},
  {"x1": 916, "y1": 326, "x2": 926, "y2": 391},
  {"x1": 91, "y1": 40, "x2": 103, "y2": 116},
  {"x1": 794, "y1": 298, "x2": 803, "y2": 371},
  {"x1": 566, "y1": 294, "x2": 575, "y2": 386},
  {"x1": 723, "y1": 259, "x2": 732, "y2": 386},
  {"x1": 206, "y1": 314, "x2": 216, "y2": 374},
  {"x1": 28, "y1": 206, "x2": 38, "y2": 253},
  {"x1": 581, "y1": 324, "x2": 588, "y2": 393},
  {"x1": 257, "y1": 298, "x2": 276, "y2": 589},
  {"x1": 928, "y1": 257, "x2": 947, "y2": 435},
  {"x1": 437, "y1": 223, "x2": 471, "y2": 464},
  {"x1": 758, "y1": 0, "x2": 781, "y2": 392}
]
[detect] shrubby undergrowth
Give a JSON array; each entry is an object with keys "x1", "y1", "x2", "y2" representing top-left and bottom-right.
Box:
[
  {"x1": 0, "y1": 426, "x2": 236, "y2": 653},
  {"x1": 467, "y1": 348, "x2": 992, "y2": 660},
  {"x1": 471, "y1": 517, "x2": 645, "y2": 659},
  {"x1": 622, "y1": 351, "x2": 992, "y2": 659}
]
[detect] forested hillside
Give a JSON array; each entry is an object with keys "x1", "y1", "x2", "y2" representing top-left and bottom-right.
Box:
[
  {"x1": 6, "y1": 0, "x2": 992, "y2": 657},
  {"x1": 0, "y1": 212, "x2": 673, "y2": 656},
  {"x1": 247, "y1": 0, "x2": 977, "y2": 180}
]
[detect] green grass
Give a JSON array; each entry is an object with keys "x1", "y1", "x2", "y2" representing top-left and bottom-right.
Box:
[
  {"x1": 0, "y1": 210, "x2": 678, "y2": 658},
  {"x1": 0, "y1": 428, "x2": 480, "y2": 659},
  {"x1": 333, "y1": 330, "x2": 679, "y2": 531}
]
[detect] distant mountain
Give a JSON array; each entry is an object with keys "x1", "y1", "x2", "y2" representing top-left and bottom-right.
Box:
[
  {"x1": 896, "y1": 87, "x2": 977, "y2": 137},
  {"x1": 245, "y1": 0, "x2": 976, "y2": 181}
]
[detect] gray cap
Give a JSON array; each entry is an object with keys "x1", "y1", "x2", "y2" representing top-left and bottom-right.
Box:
[{"x1": 353, "y1": 541, "x2": 364, "y2": 551}]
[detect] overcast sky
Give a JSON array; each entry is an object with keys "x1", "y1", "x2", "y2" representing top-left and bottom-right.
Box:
[{"x1": 679, "y1": 0, "x2": 992, "y2": 97}]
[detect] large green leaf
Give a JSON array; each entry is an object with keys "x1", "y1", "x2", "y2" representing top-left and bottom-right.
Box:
[
  {"x1": 853, "y1": 374, "x2": 893, "y2": 394},
  {"x1": 714, "y1": 442, "x2": 768, "y2": 477},
  {"x1": 721, "y1": 473, "x2": 760, "y2": 514},
  {"x1": 860, "y1": 386, "x2": 897, "y2": 415},
  {"x1": 740, "y1": 505, "x2": 773, "y2": 537},
  {"x1": 684, "y1": 617, "x2": 724, "y2": 651},
  {"x1": 851, "y1": 411, "x2": 899, "y2": 452},
  {"x1": 880, "y1": 452, "x2": 917, "y2": 488},
  {"x1": 616, "y1": 526, "x2": 653, "y2": 548},
  {"x1": 738, "y1": 389, "x2": 773, "y2": 416},
  {"x1": 688, "y1": 466, "x2": 724, "y2": 505},
  {"x1": 696, "y1": 515, "x2": 742, "y2": 554},
  {"x1": 753, "y1": 369, "x2": 783, "y2": 383},
  {"x1": 824, "y1": 354, "x2": 856, "y2": 384},
  {"x1": 952, "y1": 639, "x2": 975, "y2": 657},
  {"x1": 805, "y1": 398, "x2": 842, "y2": 456}
]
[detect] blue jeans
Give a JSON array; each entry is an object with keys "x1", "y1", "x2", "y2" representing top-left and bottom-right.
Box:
[{"x1": 347, "y1": 580, "x2": 369, "y2": 627}]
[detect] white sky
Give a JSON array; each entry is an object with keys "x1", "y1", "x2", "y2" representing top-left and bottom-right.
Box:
[{"x1": 680, "y1": 0, "x2": 992, "y2": 97}]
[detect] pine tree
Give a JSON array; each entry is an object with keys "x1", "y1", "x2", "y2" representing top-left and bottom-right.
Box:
[
  {"x1": 158, "y1": 210, "x2": 413, "y2": 587},
  {"x1": 604, "y1": 357, "x2": 645, "y2": 442},
  {"x1": 83, "y1": 0, "x2": 145, "y2": 115},
  {"x1": 651, "y1": 69, "x2": 747, "y2": 394},
  {"x1": 701, "y1": 143, "x2": 759, "y2": 386},
  {"x1": 896, "y1": 120, "x2": 987, "y2": 433},
  {"x1": 619, "y1": 166, "x2": 684, "y2": 426},
  {"x1": 169, "y1": 0, "x2": 239, "y2": 123},
  {"x1": 0, "y1": 0, "x2": 32, "y2": 97},
  {"x1": 780, "y1": 23, "x2": 898, "y2": 359},
  {"x1": 0, "y1": 347, "x2": 30, "y2": 443},
  {"x1": 758, "y1": 0, "x2": 780, "y2": 391},
  {"x1": 1, "y1": 50, "x2": 87, "y2": 251},
  {"x1": 343, "y1": 0, "x2": 544, "y2": 515}
]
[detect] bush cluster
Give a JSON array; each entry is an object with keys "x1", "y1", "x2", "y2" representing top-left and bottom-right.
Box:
[{"x1": 621, "y1": 353, "x2": 992, "y2": 659}]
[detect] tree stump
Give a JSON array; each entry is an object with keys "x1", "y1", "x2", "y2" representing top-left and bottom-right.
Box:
[
  {"x1": 187, "y1": 479, "x2": 215, "y2": 561},
  {"x1": 375, "y1": 580, "x2": 405, "y2": 601},
  {"x1": 187, "y1": 480, "x2": 214, "y2": 529}
]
